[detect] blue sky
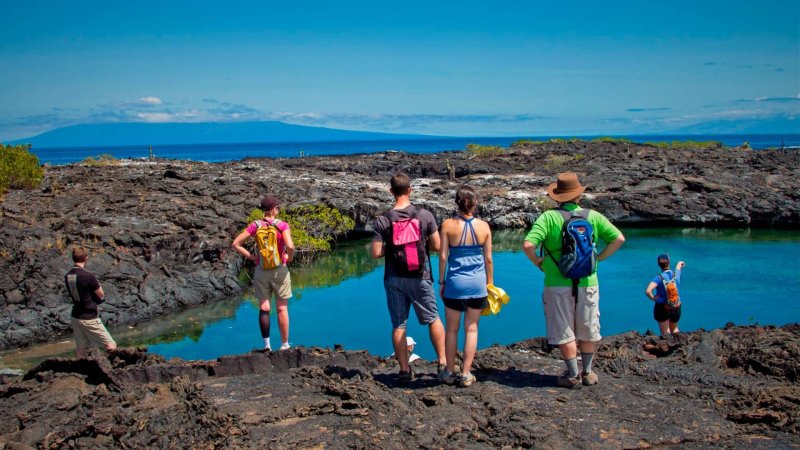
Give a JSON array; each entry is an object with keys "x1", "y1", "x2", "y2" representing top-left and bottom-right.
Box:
[{"x1": 1, "y1": 1, "x2": 798, "y2": 140}]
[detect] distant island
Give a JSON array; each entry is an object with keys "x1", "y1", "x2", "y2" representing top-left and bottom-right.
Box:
[{"x1": 8, "y1": 121, "x2": 433, "y2": 148}]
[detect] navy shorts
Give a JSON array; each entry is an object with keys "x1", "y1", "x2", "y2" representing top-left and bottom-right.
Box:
[
  {"x1": 443, "y1": 296, "x2": 488, "y2": 312},
  {"x1": 654, "y1": 302, "x2": 682, "y2": 323},
  {"x1": 384, "y1": 276, "x2": 440, "y2": 329}
]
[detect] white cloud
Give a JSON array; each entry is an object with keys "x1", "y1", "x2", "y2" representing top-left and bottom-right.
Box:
[
  {"x1": 136, "y1": 112, "x2": 173, "y2": 122},
  {"x1": 139, "y1": 96, "x2": 163, "y2": 105}
]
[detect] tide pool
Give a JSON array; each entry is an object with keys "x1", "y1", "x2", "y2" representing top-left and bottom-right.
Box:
[
  {"x1": 3, "y1": 228, "x2": 798, "y2": 369},
  {"x1": 142, "y1": 228, "x2": 800, "y2": 363}
]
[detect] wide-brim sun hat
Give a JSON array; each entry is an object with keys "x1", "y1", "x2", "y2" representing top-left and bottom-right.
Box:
[{"x1": 547, "y1": 172, "x2": 587, "y2": 203}]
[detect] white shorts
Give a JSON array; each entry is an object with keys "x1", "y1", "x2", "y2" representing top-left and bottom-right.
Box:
[{"x1": 542, "y1": 286, "x2": 601, "y2": 345}]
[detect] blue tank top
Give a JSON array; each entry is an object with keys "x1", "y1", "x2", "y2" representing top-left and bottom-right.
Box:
[{"x1": 443, "y1": 217, "x2": 488, "y2": 299}]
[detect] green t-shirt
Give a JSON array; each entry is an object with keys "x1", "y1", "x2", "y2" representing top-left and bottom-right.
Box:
[{"x1": 524, "y1": 203, "x2": 622, "y2": 287}]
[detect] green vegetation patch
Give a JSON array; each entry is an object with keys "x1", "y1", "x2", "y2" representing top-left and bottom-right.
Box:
[
  {"x1": 645, "y1": 140, "x2": 723, "y2": 150},
  {"x1": 591, "y1": 136, "x2": 632, "y2": 144},
  {"x1": 544, "y1": 153, "x2": 584, "y2": 171},
  {"x1": 246, "y1": 203, "x2": 355, "y2": 260},
  {"x1": 465, "y1": 143, "x2": 504, "y2": 157},
  {"x1": 81, "y1": 153, "x2": 120, "y2": 166},
  {"x1": 0, "y1": 144, "x2": 44, "y2": 195}
]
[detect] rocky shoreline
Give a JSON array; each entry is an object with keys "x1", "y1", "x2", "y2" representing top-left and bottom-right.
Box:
[
  {"x1": 1, "y1": 141, "x2": 799, "y2": 350},
  {"x1": 0, "y1": 324, "x2": 797, "y2": 448}
]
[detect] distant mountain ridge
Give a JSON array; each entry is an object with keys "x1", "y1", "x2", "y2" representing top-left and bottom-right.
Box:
[{"x1": 10, "y1": 121, "x2": 430, "y2": 148}]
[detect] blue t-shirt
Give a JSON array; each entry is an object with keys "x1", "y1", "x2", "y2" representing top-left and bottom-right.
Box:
[{"x1": 651, "y1": 269, "x2": 682, "y2": 304}]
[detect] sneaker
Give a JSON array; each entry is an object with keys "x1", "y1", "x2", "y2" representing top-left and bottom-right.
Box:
[
  {"x1": 264, "y1": 346, "x2": 272, "y2": 351},
  {"x1": 581, "y1": 371, "x2": 598, "y2": 386},
  {"x1": 397, "y1": 370, "x2": 415, "y2": 384},
  {"x1": 458, "y1": 372, "x2": 476, "y2": 387},
  {"x1": 438, "y1": 368, "x2": 457, "y2": 385},
  {"x1": 279, "y1": 342, "x2": 291, "y2": 350},
  {"x1": 557, "y1": 371, "x2": 582, "y2": 390}
]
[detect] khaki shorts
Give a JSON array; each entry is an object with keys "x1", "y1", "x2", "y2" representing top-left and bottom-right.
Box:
[
  {"x1": 253, "y1": 264, "x2": 293, "y2": 301},
  {"x1": 542, "y1": 286, "x2": 601, "y2": 345},
  {"x1": 72, "y1": 317, "x2": 116, "y2": 349}
]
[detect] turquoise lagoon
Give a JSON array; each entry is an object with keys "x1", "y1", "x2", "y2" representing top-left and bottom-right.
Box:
[
  {"x1": 3, "y1": 228, "x2": 799, "y2": 368},
  {"x1": 144, "y1": 228, "x2": 800, "y2": 362}
]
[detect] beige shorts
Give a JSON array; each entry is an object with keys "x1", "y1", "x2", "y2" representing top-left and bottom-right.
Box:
[
  {"x1": 71, "y1": 317, "x2": 116, "y2": 349},
  {"x1": 253, "y1": 264, "x2": 293, "y2": 301},
  {"x1": 542, "y1": 286, "x2": 601, "y2": 345}
]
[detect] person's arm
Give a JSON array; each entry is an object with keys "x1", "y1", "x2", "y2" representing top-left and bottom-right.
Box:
[
  {"x1": 232, "y1": 229, "x2": 258, "y2": 262},
  {"x1": 483, "y1": 224, "x2": 494, "y2": 285},
  {"x1": 523, "y1": 240, "x2": 544, "y2": 271},
  {"x1": 371, "y1": 240, "x2": 384, "y2": 259},
  {"x1": 427, "y1": 230, "x2": 441, "y2": 254},
  {"x1": 438, "y1": 223, "x2": 450, "y2": 298},
  {"x1": 645, "y1": 281, "x2": 658, "y2": 301},
  {"x1": 676, "y1": 261, "x2": 685, "y2": 271},
  {"x1": 94, "y1": 286, "x2": 105, "y2": 303},
  {"x1": 282, "y1": 227, "x2": 295, "y2": 264},
  {"x1": 597, "y1": 234, "x2": 625, "y2": 262}
]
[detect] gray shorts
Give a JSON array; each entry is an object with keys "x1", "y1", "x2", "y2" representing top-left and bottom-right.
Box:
[
  {"x1": 384, "y1": 276, "x2": 440, "y2": 329},
  {"x1": 542, "y1": 286, "x2": 601, "y2": 345}
]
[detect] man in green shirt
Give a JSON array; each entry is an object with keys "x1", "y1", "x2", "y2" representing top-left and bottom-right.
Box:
[{"x1": 522, "y1": 173, "x2": 625, "y2": 389}]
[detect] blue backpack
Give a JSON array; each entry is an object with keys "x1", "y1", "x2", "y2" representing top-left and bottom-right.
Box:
[{"x1": 544, "y1": 208, "x2": 597, "y2": 280}]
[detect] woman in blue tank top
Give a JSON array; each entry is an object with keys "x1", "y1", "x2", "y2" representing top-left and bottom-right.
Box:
[{"x1": 437, "y1": 185, "x2": 494, "y2": 387}]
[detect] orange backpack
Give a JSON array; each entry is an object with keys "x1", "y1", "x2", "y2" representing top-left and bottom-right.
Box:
[{"x1": 658, "y1": 271, "x2": 681, "y2": 310}]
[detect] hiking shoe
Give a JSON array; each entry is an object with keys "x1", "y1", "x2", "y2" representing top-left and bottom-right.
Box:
[
  {"x1": 581, "y1": 371, "x2": 598, "y2": 386},
  {"x1": 438, "y1": 368, "x2": 457, "y2": 385},
  {"x1": 458, "y1": 372, "x2": 476, "y2": 387},
  {"x1": 397, "y1": 370, "x2": 415, "y2": 384},
  {"x1": 557, "y1": 371, "x2": 582, "y2": 390},
  {"x1": 279, "y1": 342, "x2": 291, "y2": 350}
]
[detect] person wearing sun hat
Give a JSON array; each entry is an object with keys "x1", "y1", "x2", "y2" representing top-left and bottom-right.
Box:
[{"x1": 522, "y1": 172, "x2": 625, "y2": 389}]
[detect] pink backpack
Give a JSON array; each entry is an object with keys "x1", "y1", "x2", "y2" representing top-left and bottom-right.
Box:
[{"x1": 384, "y1": 207, "x2": 427, "y2": 277}]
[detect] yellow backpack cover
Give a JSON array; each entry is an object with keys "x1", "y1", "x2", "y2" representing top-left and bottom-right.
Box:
[{"x1": 254, "y1": 219, "x2": 283, "y2": 270}]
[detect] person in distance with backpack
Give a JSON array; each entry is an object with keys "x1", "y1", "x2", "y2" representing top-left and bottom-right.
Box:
[
  {"x1": 645, "y1": 254, "x2": 685, "y2": 338},
  {"x1": 522, "y1": 172, "x2": 625, "y2": 389},
  {"x1": 371, "y1": 172, "x2": 447, "y2": 383},
  {"x1": 232, "y1": 195, "x2": 295, "y2": 351}
]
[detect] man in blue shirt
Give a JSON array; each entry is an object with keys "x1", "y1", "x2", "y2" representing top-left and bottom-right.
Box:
[{"x1": 645, "y1": 254, "x2": 685, "y2": 337}]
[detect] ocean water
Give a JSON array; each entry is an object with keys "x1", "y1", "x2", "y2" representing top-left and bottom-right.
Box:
[
  {"x1": 31, "y1": 134, "x2": 800, "y2": 165},
  {"x1": 134, "y1": 228, "x2": 800, "y2": 362}
]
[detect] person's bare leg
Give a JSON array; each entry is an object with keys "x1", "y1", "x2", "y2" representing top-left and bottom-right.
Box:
[
  {"x1": 658, "y1": 320, "x2": 671, "y2": 336},
  {"x1": 392, "y1": 328, "x2": 410, "y2": 372},
  {"x1": 461, "y1": 308, "x2": 482, "y2": 375},
  {"x1": 428, "y1": 318, "x2": 447, "y2": 366},
  {"x1": 669, "y1": 321, "x2": 680, "y2": 334},
  {"x1": 276, "y1": 298, "x2": 289, "y2": 345},
  {"x1": 444, "y1": 307, "x2": 461, "y2": 373}
]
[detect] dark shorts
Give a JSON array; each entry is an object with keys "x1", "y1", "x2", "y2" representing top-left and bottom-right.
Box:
[
  {"x1": 443, "y1": 296, "x2": 488, "y2": 312},
  {"x1": 654, "y1": 302, "x2": 682, "y2": 323},
  {"x1": 384, "y1": 276, "x2": 440, "y2": 329}
]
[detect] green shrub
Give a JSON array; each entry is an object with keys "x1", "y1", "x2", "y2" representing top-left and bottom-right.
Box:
[
  {"x1": 0, "y1": 144, "x2": 44, "y2": 195},
  {"x1": 246, "y1": 204, "x2": 355, "y2": 259},
  {"x1": 544, "y1": 154, "x2": 579, "y2": 171},
  {"x1": 465, "y1": 143, "x2": 504, "y2": 157},
  {"x1": 591, "y1": 136, "x2": 632, "y2": 144},
  {"x1": 81, "y1": 153, "x2": 119, "y2": 166},
  {"x1": 644, "y1": 140, "x2": 723, "y2": 150}
]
